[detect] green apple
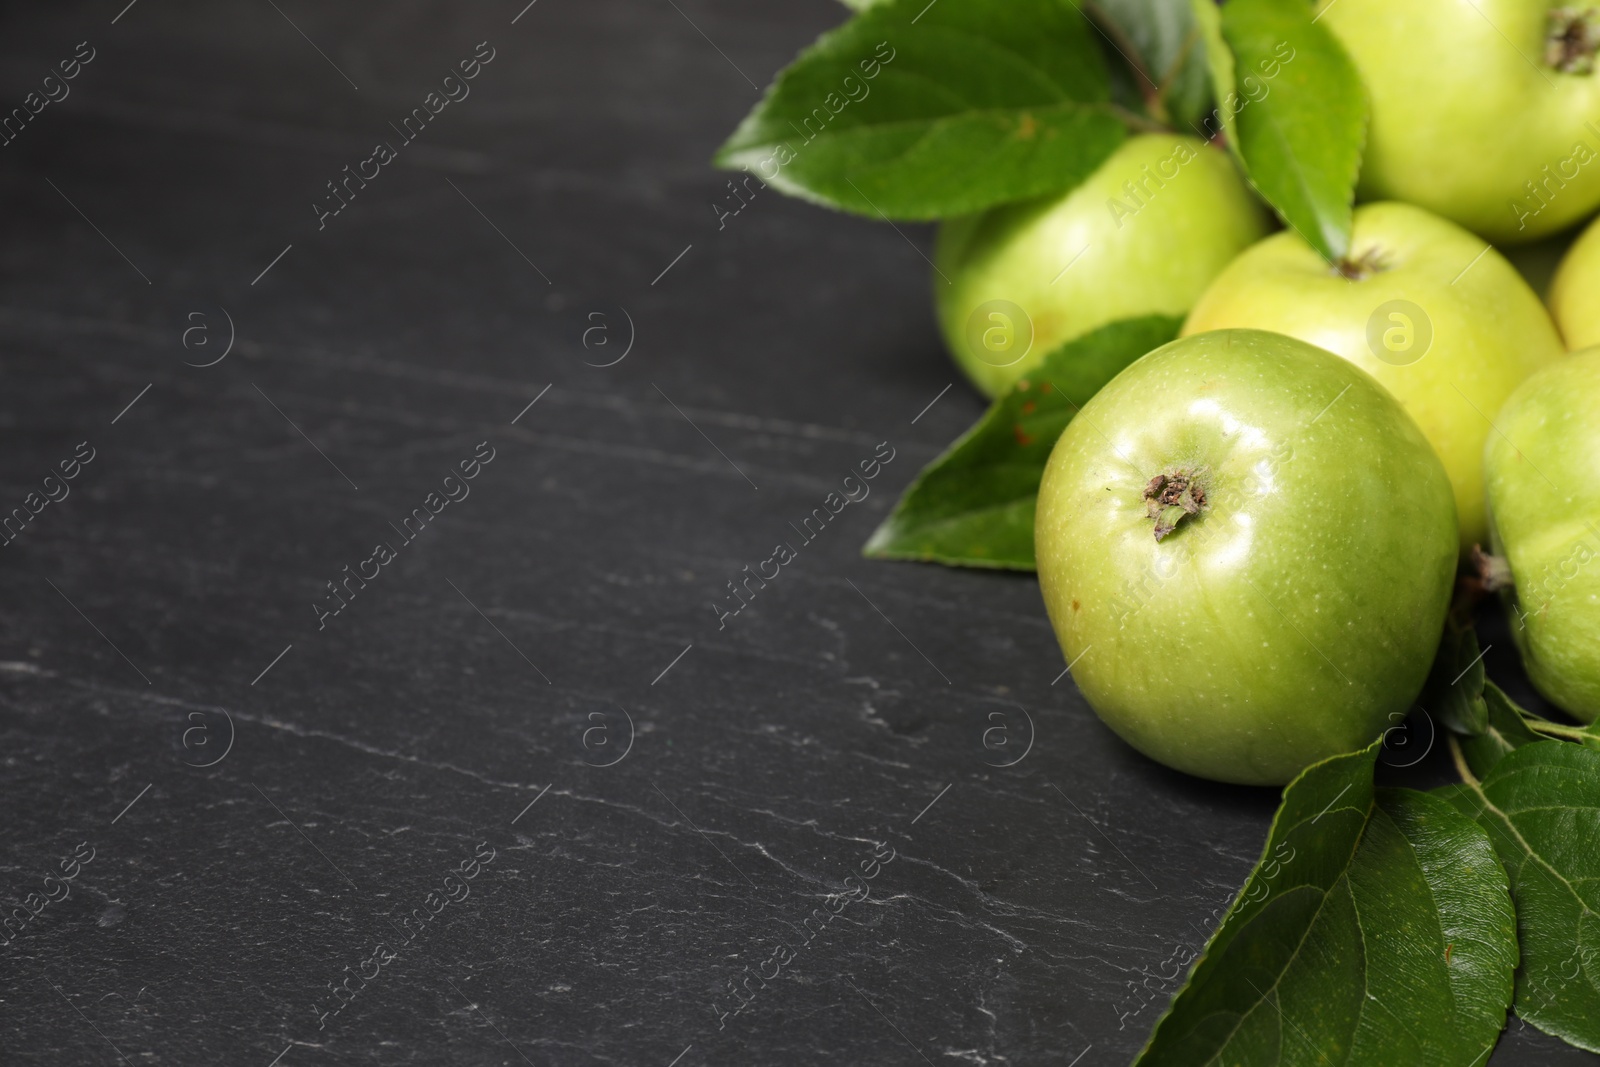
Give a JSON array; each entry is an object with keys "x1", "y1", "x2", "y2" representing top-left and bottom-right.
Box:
[
  {"x1": 935, "y1": 134, "x2": 1270, "y2": 398},
  {"x1": 1484, "y1": 347, "x2": 1600, "y2": 721},
  {"x1": 1315, "y1": 0, "x2": 1600, "y2": 243},
  {"x1": 1037, "y1": 329, "x2": 1457, "y2": 785},
  {"x1": 1183, "y1": 201, "x2": 1566, "y2": 551},
  {"x1": 1550, "y1": 213, "x2": 1600, "y2": 348}
]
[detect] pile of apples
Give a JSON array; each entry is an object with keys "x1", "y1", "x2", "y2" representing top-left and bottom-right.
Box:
[{"x1": 937, "y1": 0, "x2": 1600, "y2": 785}]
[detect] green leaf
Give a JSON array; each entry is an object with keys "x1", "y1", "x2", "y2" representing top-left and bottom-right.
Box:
[
  {"x1": 1442, "y1": 741, "x2": 1600, "y2": 1053},
  {"x1": 1217, "y1": 0, "x2": 1366, "y2": 261},
  {"x1": 1457, "y1": 680, "x2": 1544, "y2": 779},
  {"x1": 1093, "y1": 0, "x2": 1214, "y2": 130},
  {"x1": 1135, "y1": 743, "x2": 1517, "y2": 1067},
  {"x1": 1188, "y1": 0, "x2": 1236, "y2": 151},
  {"x1": 1421, "y1": 620, "x2": 1488, "y2": 737},
  {"x1": 715, "y1": 0, "x2": 1129, "y2": 220},
  {"x1": 1579, "y1": 713, "x2": 1600, "y2": 748},
  {"x1": 863, "y1": 316, "x2": 1181, "y2": 569}
]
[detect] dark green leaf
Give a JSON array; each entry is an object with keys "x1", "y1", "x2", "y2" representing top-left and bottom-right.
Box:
[
  {"x1": 1092, "y1": 0, "x2": 1213, "y2": 130},
  {"x1": 863, "y1": 316, "x2": 1180, "y2": 569},
  {"x1": 1457, "y1": 680, "x2": 1544, "y2": 779},
  {"x1": 1441, "y1": 741, "x2": 1600, "y2": 1053},
  {"x1": 1420, "y1": 619, "x2": 1488, "y2": 737},
  {"x1": 1188, "y1": 0, "x2": 1237, "y2": 152},
  {"x1": 1218, "y1": 0, "x2": 1366, "y2": 261},
  {"x1": 715, "y1": 0, "x2": 1129, "y2": 220},
  {"x1": 1136, "y1": 744, "x2": 1517, "y2": 1066}
]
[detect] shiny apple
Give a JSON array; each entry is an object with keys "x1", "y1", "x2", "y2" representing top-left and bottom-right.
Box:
[
  {"x1": 1036, "y1": 329, "x2": 1458, "y2": 786},
  {"x1": 1484, "y1": 346, "x2": 1600, "y2": 721}
]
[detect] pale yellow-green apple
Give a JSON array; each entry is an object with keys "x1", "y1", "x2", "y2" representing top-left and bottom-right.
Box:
[
  {"x1": 1549, "y1": 212, "x2": 1600, "y2": 348},
  {"x1": 1484, "y1": 347, "x2": 1600, "y2": 720},
  {"x1": 934, "y1": 134, "x2": 1269, "y2": 398},
  {"x1": 1315, "y1": 0, "x2": 1600, "y2": 243},
  {"x1": 1036, "y1": 330, "x2": 1456, "y2": 785},
  {"x1": 1183, "y1": 202, "x2": 1566, "y2": 550}
]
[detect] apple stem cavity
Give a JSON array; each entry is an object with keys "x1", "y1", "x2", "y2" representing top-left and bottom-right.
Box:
[
  {"x1": 1333, "y1": 246, "x2": 1388, "y2": 280},
  {"x1": 1145, "y1": 469, "x2": 1209, "y2": 541},
  {"x1": 1546, "y1": 7, "x2": 1600, "y2": 74}
]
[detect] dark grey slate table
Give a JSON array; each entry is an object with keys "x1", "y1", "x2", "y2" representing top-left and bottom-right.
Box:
[{"x1": 0, "y1": 2, "x2": 1588, "y2": 1064}]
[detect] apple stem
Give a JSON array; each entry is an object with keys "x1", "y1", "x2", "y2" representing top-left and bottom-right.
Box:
[
  {"x1": 1332, "y1": 247, "x2": 1387, "y2": 280},
  {"x1": 1145, "y1": 468, "x2": 1209, "y2": 541},
  {"x1": 1547, "y1": 7, "x2": 1600, "y2": 74},
  {"x1": 1472, "y1": 545, "x2": 1514, "y2": 592},
  {"x1": 1153, "y1": 505, "x2": 1189, "y2": 541}
]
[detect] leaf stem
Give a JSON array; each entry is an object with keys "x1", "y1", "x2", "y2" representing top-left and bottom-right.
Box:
[
  {"x1": 1525, "y1": 718, "x2": 1590, "y2": 742},
  {"x1": 1447, "y1": 734, "x2": 1481, "y2": 789}
]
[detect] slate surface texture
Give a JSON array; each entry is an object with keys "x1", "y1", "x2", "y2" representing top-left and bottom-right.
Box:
[{"x1": 0, "y1": 2, "x2": 1588, "y2": 1065}]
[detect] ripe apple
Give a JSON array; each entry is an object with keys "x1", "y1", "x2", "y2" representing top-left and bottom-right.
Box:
[
  {"x1": 1549, "y1": 214, "x2": 1600, "y2": 349},
  {"x1": 1484, "y1": 347, "x2": 1600, "y2": 721},
  {"x1": 1182, "y1": 201, "x2": 1566, "y2": 551},
  {"x1": 935, "y1": 134, "x2": 1269, "y2": 398},
  {"x1": 1315, "y1": 0, "x2": 1600, "y2": 243},
  {"x1": 1035, "y1": 329, "x2": 1458, "y2": 786}
]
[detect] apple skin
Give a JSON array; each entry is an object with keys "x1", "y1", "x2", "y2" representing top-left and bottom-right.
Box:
[
  {"x1": 1315, "y1": 0, "x2": 1600, "y2": 243},
  {"x1": 1485, "y1": 347, "x2": 1600, "y2": 722},
  {"x1": 1036, "y1": 329, "x2": 1457, "y2": 786},
  {"x1": 1549, "y1": 214, "x2": 1600, "y2": 349},
  {"x1": 1183, "y1": 201, "x2": 1566, "y2": 551},
  {"x1": 935, "y1": 134, "x2": 1270, "y2": 398}
]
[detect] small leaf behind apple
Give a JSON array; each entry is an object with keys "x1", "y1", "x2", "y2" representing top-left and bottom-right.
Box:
[
  {"x1": 1456, "y1": 680, "x2": 1544, "y2": 779},
  {"x1": 863, "y1": 315, "x2": 1181, "y2": 570},
  {"x1": 1091, "y1": 0, "x2": 1214, "y2": 131},
  {"x1": 1421, "y1": 619, "x2": 1489, "y2": 737},
  {"x1": 1188, "y1": 0, "x2": 1237, "y2": 152}
]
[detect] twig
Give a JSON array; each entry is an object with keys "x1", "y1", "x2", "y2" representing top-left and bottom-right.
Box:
[{"x1": 1524, "y1": 718, "x2": 1591, "y2": 743}]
